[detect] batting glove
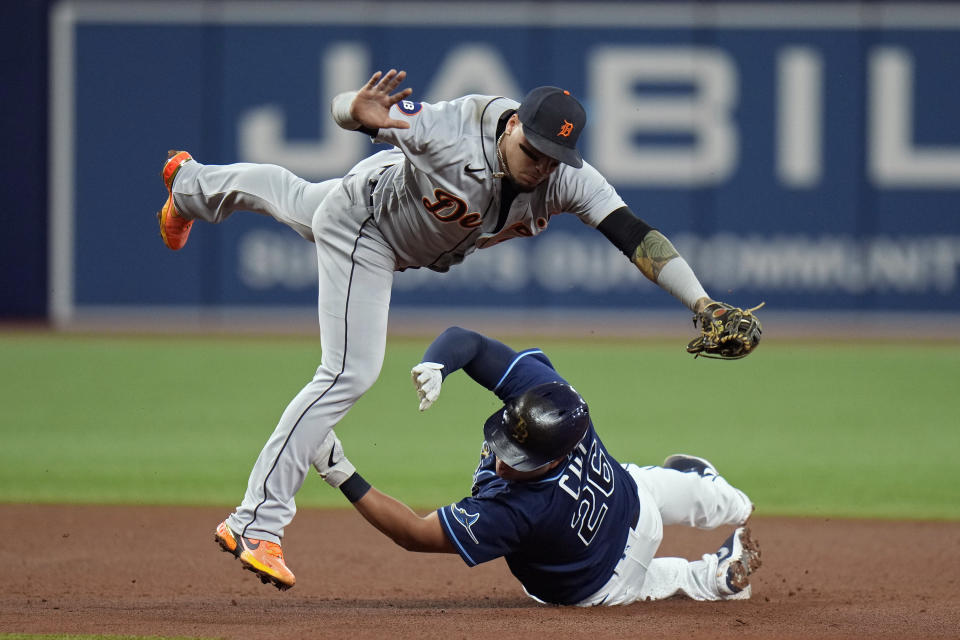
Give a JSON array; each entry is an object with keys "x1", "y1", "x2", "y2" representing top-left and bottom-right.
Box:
[
  {"x1": 313, "y1": 430, "x2": 356, "y2": 488},
  {"x1": 411, "y1": 362, "x2": 444, "y2": 411}
]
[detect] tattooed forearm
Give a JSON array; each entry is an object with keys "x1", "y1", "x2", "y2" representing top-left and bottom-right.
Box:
[{"x1": 631, "y1": 230, "x2": 680, "y2": 282}]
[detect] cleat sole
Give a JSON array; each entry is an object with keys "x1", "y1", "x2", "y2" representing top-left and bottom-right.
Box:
[
  {"x1": 241, "y1": 562, "x2": 293, "y2": 591},
  {"x1": 728, "y1": 527, "x2": 762, "y2": 591}
]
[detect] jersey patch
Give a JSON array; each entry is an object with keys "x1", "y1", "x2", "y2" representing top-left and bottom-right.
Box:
[
  {"x1": 397, "y1": 99, "x2": 422, "y2": 115},
  {"x1": 451, "y1": 505, "x2": 480, "y2": 543}
]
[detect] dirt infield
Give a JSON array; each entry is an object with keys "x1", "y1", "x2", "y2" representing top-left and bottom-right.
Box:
[{"x1": 1, "y1": 505, "x2": 957, "y2": 639}]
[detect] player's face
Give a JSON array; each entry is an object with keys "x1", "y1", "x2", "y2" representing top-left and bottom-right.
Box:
[{"x1": 502, "y1": 119, "x2": 560, "y2": 191}]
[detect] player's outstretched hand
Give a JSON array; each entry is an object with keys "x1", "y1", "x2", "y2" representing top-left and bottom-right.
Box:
[
  {"x1": 411, "y1": 362, "x2": 444, "y2": 411},
  {"x1": 352, "y1": 69, "x2": 414, "y2": 130},
  {"x1": 314, "y1": 430, "x2": 356, "y2": 488}
]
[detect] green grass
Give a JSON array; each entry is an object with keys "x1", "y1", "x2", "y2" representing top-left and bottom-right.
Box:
[{"x1": 1, "y1": 332, "x2": 958, "y2": 520}]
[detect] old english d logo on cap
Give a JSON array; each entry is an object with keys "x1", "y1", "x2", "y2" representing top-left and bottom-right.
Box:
[{"x1": 517, "y1": 86, "x2": 586, "y2": 168}]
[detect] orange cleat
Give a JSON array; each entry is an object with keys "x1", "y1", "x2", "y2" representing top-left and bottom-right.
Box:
[
  {"x1": 156, "y1": 150, "x2": 194, "y2": 250},
  {"x1": 214, "y1": 520, "x2": 239, "y2": 557},
  {"x1": 214, "y1": 520, "x2": 296, "y2": 591}
]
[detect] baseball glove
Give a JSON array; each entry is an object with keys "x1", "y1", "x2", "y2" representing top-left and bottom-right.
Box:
[{"x1": 686, "y1": 301, "x2": 764, "y2": 360}]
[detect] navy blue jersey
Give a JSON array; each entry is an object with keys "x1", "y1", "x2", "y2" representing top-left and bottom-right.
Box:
[{"x1": 432, "y1": 339, "x2": 640, "y2": 605}]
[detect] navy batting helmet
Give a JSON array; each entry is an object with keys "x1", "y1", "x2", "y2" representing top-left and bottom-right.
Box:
[{"x1": 483, "y1": 381, "x2": 590, "y2": 472}]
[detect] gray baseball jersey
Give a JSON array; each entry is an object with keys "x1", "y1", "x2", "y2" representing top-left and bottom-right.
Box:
[{"x1": 352, "y1": 95, "x2": 625, "y2": 271}]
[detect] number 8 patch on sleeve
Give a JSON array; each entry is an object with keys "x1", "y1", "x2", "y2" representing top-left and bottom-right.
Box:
[{"x1": 397, "y1": 100, "x2": 422, "y2": 115}]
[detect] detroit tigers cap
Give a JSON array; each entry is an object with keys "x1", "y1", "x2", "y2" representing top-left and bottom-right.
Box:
[{"x1": 517, "y1": 86, "x2": 586, "y2": 168}]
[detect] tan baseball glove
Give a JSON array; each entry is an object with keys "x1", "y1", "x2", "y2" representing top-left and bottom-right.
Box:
[{"x1": 686, "y1": 302, "x2": 765, "y2": 360}]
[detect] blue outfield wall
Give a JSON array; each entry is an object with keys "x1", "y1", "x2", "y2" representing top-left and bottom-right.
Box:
[{"x1": 50, "y1": 2, "x2": 960, "y2": 322}]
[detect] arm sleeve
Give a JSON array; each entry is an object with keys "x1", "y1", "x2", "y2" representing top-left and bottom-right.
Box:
[
  {"x1": 596, "y1": 206, "x2": 655, "y2": 258},
  {"x1": 421, "y1": 327, "x2": 519, "y2": 391},
  {"x1": 553, "y1": 160, "x2": 627, "y2": 226}
]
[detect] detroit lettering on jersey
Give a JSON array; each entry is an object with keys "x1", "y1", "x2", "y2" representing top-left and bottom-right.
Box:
[
  {"x1": 435, "y1": 350, "x2": 640, "y2": 605},
  {"x1": 346, "y1": 94, "x2": 625, "y2": 272}
]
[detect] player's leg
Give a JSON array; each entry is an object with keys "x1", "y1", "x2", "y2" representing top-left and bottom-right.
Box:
[
  {"x1": 628, "y1": 457, "x2": 753, "y2": 529},
  {"x1": 625, "y1": 460, "x2": 757, "y2": 601},
  {"x1": 637, "y1": 526, "x2": 761, "y2": 601},
  {"x1": 219, "y1": 187, "x2": 395, "y2": 588},
  {"x1": 577, "y1": 466, "x2": 759, "y2": 605},
  {"x1": 169, "y1": 156, "x2": 337, "y2": 241}
]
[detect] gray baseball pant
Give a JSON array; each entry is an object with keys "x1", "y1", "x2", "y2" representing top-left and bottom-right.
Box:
[{"x1": 173, "y1": 160, "x2": 396, "y2": 542}]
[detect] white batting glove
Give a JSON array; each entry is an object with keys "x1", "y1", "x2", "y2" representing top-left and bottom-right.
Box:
[
  {"x1": 313, "y1": 430, "x2": 356, "y2": 488},
  {"x1": 411, "y1": 362, "x2": 444, "y2": 411}
]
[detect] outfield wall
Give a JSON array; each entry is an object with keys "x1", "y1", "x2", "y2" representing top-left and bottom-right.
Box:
[{"x1": 48, "y1": 1, "x2": 960, "y2": 326}]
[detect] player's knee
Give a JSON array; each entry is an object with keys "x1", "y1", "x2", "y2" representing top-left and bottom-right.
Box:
[{"x1": 337, "y1": 364, "x2": 383, "y2": 398}]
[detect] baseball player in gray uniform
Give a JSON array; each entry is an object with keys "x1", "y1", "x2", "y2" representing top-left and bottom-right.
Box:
[{"x1": 156, "y1": 69, "x2": 732, "y2": 590}]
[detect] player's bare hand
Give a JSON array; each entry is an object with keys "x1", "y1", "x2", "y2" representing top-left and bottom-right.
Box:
[{"x1": 352, "y1": 69, "x2": 414, "y2": 130}]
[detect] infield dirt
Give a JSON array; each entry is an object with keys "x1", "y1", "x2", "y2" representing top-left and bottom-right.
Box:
[{"x1": 1, "y1": 504, "x2": 957, "y2": 639}]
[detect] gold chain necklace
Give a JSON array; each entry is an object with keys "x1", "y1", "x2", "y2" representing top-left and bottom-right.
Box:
[{"x1": 494, "y1": 131, "x2": 508, "y2": 179}]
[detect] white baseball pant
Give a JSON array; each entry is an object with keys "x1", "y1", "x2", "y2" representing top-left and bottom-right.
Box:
[{"x1": 574, "y1": 463, "x2": 754, "y2": 605}]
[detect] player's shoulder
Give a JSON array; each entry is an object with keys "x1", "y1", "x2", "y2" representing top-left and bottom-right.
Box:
[
  {"x1": 514, "y1": 348, "x2": 560, "y2": 375},
  {"x1": 389, "y1": 94, "x2": 518, "y2": 150},
  {"x1": 552, "y1": 157, "x2": 604, "y2": 179},
  {"x1": 388, "y1": 96, "x2": 485, "y2": 139},
  {"x1": 423, "y1": 94, "x2": 518, "y2": 120},
  {"x1": 448, "y1": 93, "x2": 518, "y2": 109},
  {"x1": 545, "y1": 157, "x2": 620, "y2": 208}
]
